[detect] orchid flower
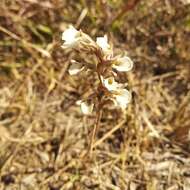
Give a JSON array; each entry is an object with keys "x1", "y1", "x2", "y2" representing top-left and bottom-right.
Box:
[
  {"x1": 112, "y1": 56, "x2": 133, "y2": 72},
  {"x1": 112, "y1": 89, "x2": 131, "y2": 110},
  {"x1": 102, "y1": 77, "x2": 121, "y2": 91},
  {"x1": 62, "y1": 26, "x2": 82, "y2": 49},
  {"x1": 77, "y1": 100, "x2": 94, "y2": 115},
  {"x1": 96, "y1": 35, "x2": 112, "y2": 55},
  {"x1": 68, "y1": 60, "x2": 84, "y2": 75}
]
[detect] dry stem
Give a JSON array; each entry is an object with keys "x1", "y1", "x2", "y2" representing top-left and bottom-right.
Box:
[{"x1": 89, "y1": 105, "x2": 102, "y2": 154}]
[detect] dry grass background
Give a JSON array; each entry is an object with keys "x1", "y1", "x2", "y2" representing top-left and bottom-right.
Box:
[{"x1": 0, "y1": 0, "x2": 190, "y2": 189}]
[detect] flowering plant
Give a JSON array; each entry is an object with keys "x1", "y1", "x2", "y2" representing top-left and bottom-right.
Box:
[{"x1": 62, "y1": 25, "x2": 133, "y2": 151}]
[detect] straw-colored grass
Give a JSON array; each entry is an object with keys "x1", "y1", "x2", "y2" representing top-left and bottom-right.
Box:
[{"x1": 0, "y1": 0, "x2": 190, "y2": 189}]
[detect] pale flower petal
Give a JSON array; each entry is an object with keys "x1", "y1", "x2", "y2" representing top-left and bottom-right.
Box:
[
  {"x1": 68, "y1": 60, "x2": 84, "y2": 75},
  {"x1": 77, "y1": 100, "x2": 94, "y2": 115},
  {"x1": 112, "y1": 56, "x2": 133, "y2": 72},
  {"x1": 113, "y1": 89, "x2": 131, "y2": 110},
  {"x1": 62, "y1": 26, "x2": 81, "y2": 48},
  {"x1": 96, "y1": 35, "x2": 111, "y2": 54},
  {"x1": 102, "y1": 77, "x2": 121, "y2": 91}
]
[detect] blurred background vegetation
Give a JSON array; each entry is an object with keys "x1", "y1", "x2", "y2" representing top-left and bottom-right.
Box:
[{"x1": 0, "y1": 0, "x2": 190, "y2": 189}]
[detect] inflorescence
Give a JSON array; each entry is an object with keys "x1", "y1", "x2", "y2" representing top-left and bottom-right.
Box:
[{"x1": 62, "y1": 26, "x2": 133, "y2": 115}]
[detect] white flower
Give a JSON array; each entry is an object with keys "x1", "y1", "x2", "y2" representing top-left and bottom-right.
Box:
[
  {"x1": 102, "y1": 76, "x2": 131, "y2": 109},
  {"x1": 112, "y1": 56, "x2": 133, "y2": 72},
  {"x1": 96, "y1": 35, "x2": 112, "y2": 54},
  {"x1": 80, "y1": 101, "x2": 93, "y2": 115},
  {"x1": 102, "y1": 77, "x2": 121, "y2": 91},
  {"x1": 77, "y1": 100, "x2": 94, "y2": 115},
  {"x1": 68, "y1": 60, "x2": 84, "y2": 75},
  {"x1": 62, "y1": 26, "x2": 81, "y2": 48},
  {"x1": 112, "y1": 89, "x2": 131, "y2": 110}
]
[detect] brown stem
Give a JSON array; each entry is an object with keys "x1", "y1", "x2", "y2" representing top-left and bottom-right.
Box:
[
  {"x1": 89, "y1": 104, "x2": 102, "y2": 154},
  {"x1": 97, "y1": 72, "x2": 103, "y2": 86},
  {"x1": 87, "y1": 48, "x2": 105, "y2": 154},
  {"x1": 89, "y1": 68, "x2": 103, "y2": 154}
]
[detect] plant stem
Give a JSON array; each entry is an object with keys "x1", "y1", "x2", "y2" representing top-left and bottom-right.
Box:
[{"x1": 89, "y1": 103, "x2": 102, "y2": 154}]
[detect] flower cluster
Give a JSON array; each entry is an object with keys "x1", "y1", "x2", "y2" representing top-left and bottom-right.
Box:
[{"x1": 62, "y1": 25, "x2": 133, "y2": 115}]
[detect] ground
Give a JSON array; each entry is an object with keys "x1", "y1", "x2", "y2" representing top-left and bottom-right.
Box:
[{"x1": 0, "y1": 0, "x2": 190, "y2": 190}]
